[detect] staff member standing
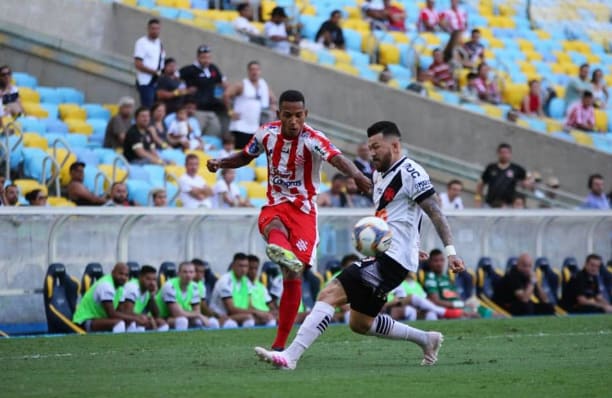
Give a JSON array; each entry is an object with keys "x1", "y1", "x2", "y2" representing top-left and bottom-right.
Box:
[
  {"x1": 134, "y1": 18, "x2": 165, "y2": 108},
  {"x1": 475, "y1": 143, "x2": 527, "y2": 208}
]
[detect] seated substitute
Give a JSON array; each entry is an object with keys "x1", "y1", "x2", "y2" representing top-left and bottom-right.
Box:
[
  {"x1": 118, "y1": 265, "x2": 169, "y2": 331},
  {"x1": 247, "y1": 254, "x2": 278, "y2": 326},
  {"x1": 564, "y1": 254, "x2": 612, "y2": 314},
  {"x1": 193, "y1": 258, "x2": 227, "y2": 326}
]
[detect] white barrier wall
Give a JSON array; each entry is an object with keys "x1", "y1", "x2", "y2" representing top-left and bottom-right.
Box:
[{"x1": 0, "y1": 208, "x2": 610, "y2": 324}]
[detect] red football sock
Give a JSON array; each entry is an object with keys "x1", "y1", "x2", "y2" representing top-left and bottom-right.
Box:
[
  {"x1": 272, "y1": 279, "x2": 302, "y2": 350},
  {"x1": 268, "y1": 229, "x2": 292, "y2": 251}
]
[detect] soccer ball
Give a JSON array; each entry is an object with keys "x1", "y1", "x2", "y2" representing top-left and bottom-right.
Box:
[{"x1": 352, "y1": 216, "x2": 392, "y2": 257}]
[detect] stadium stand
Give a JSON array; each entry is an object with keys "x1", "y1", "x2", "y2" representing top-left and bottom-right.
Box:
[{"x1": 43, "y1": 263, "x2": 85, "y2": 334}]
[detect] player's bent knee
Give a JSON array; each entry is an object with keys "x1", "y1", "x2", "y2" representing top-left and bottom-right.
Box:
[
  {"x1": 349, "y1": 319, "x2": 371, "y2": 335},
  {"x1": 317, "y1": 281, "x2": 347, "y2": 307}
]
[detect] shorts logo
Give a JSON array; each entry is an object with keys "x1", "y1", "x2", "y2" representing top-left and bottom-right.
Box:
[{"x1": 296, "y1": 239, "x2": 309, "y2": 252}]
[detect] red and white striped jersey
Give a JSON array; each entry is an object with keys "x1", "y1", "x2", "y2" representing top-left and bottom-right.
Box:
[{"x1": 243, "y1": 121, "x2": 341, "y2": 213}]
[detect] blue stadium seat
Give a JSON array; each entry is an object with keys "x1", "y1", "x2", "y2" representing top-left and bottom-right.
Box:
[
  {"x1": 358, "y1": 67, "x2": 378, "y2": 82},
  {"x1": 37, "y1": 87, "x2": 61, "y2": 104},
  {"x1": 82, "y1": 104, "x2": 111, "y2": 121},
  {"x1": 165, "y1": 183, "x2": 179, "y2": 206},
  {"x1": 93, "y1": 147, "x2": 120, "y2": 164},
  {"x1": 178, "y1": 9, "x2": 194, "y2": 20},
  {"x1": 159, "y1": 148, "x2": 185, "y2": 165},
  {"x1": 441, "y1": 91, "x2": 460, "y2": 105},
  {"x1": 13, "y1": 72, "x2": 38, "y2": 88},
  {"x1": 154, "y1": 7, "x2": 180, "y2": 19},
  {"x1": 526, "y1": 118, "x2": 547, "y2": 133},
  {"x1": 461, "y1": 103, "x2": 485, "y2": 114},
  {"x1": 235, "y1": 166, "x2": 255, "y2": 182},
  {"x1": 2, "y1": 135, "x2": 23, "y2": 170},
  {"x1": 142, "y1": 164, "x2": 165, "y2": 186},
  {"x1": 551, "y1": 132, "x2": 576, "y2": 143},
  {"x1": 65, "y1": 134, "x2": 89, "y2": 149},
  {"x1": 191, "y1": 0, "x2": 209, "y2": 9},
  {"x1": 215, "y1": 21, "x2": 235, "y2": 36},
  {"x1": 45, "y1": 133, "x2": 68, "y2": 146},
  {"x1": 19, "y1": 117, "x2": 47, "y2": 135},
  {"x1": 83, "y1": 166, "x2": 104, "y2": 195},
  {"x1": 40, "y1": 104, "x2": 59, "y2": 119},
  {"x1": 343, "y1": 29, "x2": 362, "y2": 52},
  {"x1": 56, "y1": 87, "x2": 85, "y2": 104},
  {"x1": 250, "y1": 198, "x2": 267, "y2": 208},
  {"x1": 386, "y1": 64, "x2": 411, "y2": 80},
  {"x1": 126, "y1": 179, "x2": 152, "y2": 206},
  {"x1": 73, "y1": 148, "x2": 99, "y2": 167},
  {"x1": 137, "y1": 0, "x2": 155, "y2": 8},
  {"x1": 348, "y1": 50, "x2": 369, "y2": 67},
  {"x1": 22, "y1": 148, "x2": 52, "y2": 182},
  {"x1": 87, "y1": 119, "x2": 108, "y2": 136},
  {"x1": 254, "y1": 154, "x2": 267, "y2": 167},
  {"x1": 300, "y1": 15, "x2": 326, "y2": 40},
  {"x1": 129, "y1": 165, "x2": 150, "y2": 182},
  {"x1": 202, "y1": 135, "x2": 222, "y2": 150},
  {"x1": 548, "y1": 98, "x2": 565, "y2": 119},
  {"x1": 316, "y1": 50, "x2": 336, "y2": 66}
]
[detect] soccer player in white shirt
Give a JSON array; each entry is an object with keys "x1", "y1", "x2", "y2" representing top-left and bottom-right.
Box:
[{"x1": 255, "y1": 121, "x2": 465, "y2": 369}]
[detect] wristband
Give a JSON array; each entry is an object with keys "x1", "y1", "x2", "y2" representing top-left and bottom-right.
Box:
[{"x1": 444, "y1": 245, "x2": 457, "y2": 257}]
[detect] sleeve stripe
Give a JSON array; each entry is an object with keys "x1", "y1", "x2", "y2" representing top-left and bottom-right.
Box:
[{"x1": 414, "y1": 188, "x2": 436, "y2": 204}]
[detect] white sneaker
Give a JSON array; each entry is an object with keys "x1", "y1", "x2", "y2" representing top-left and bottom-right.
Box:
[
  {"x1": 421, "y1": 331, "x2": 443, "y2": 366},
  {"x1": 265, "y1": 243, "x2": 303, "y2": 273},
  {"x1": 254, "y1": 346, "x2": 297, "y2": 370}
]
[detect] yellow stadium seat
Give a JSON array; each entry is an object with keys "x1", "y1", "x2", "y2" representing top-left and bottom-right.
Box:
[
  {"x1": 606, "y1": 74, "x2": 612, "y2": 87},
  {"x1": 594, "y1": 110, "x2": 608, "y2": 132},
  {"x1": 550, "y1": 63, "x2": 566, "y2": 75},
  {"x1": 487, "y1": 37, "x2": 505, "y2": 49},
  {"x1": 59, "y1": 104, "x2": 87, "y2": 121},
  {"x1": 361, "y1": 35, "x2": 377, "y2": 53},
  {"x1": 518, "y1": 61, "x2": 537, "y2": 75},
  {"x1": 478, "y1": 28, "x2": 494, "y2": 40},
  {"x1": 103, "y1": 104, "x2": 118, "y2": 117},
  {"x1": 570, "y1": 131, "x2": 594, "y2": 147},
  {"x1": 516, "y1": 119, "x2": 530, "y2": 129},
  {"x1": 99, "y1": 164, "x2": 128, "y2": 185},
  {"x1": 342, "y1": 19, "x2": 370, "y2": 32},
  {"x1": 301, "y1": 5, "x2": 317, "y2": 16},
  {"x1": 22, "y1": 102, "x2": 49, "y2": 119},
  {"x1": 19, "y1": 87, "x2": 40, "y2": 103},
  {"x1": 564, "y1": 63, "x2": 579, "y2": 76},
  {"x1": 47, "y1": 148, "x2": 77, "y2": 185},
  {"x1": 545, "y1": 118, "x2": 564, "y2": 133},
  {"x1": 388, "y1": 79, "x2": 400, "y2": 89},
  {"x1": 534, "y1": 30, "x2": 551, "y2": 40},
  {"x1": 585, "y1": 54, "x2": 600, "y2": 64},
  {"x1": 420, "y1": 32, "x2": 441, "y2": 46},
  {"x1": 14, "y1": 179, "x2": 47, "y2": 196},
  {"x1": 523, "y1": 51, "x2": 543, "y2": 62},
  {"x1": 164, "y1": 165, "x2": 186, "y2": 184},
  {"x1": 156, "y1": 0, "x2": 174, "y2": 6},
  {"x1": 389, "y1": 31, "x2": 410, "y2": 44},
  {"x1": 502, "y1": 83, "x2": 529, "y2": 109},
  {"x1": 516, "y1": 39, "x2": 534, "y2": 52},
  {"x1": 255, "y1": 167, "x2": 267, "y2": 182},
  {"x1": 427, "y1": 89, "x2": 443, "y2": 102},
  {"x1": 22, "y1": 132, "x2": 49, "y2": 149},
  {"x1": 64, "y1": 119, "x2": 93, "y2": 135},
  {"x1": 329, "y1": 49, "x2": 352, "y2": 64},
  {"x1": 239, "y1": 181, "x2": 266, "y2": 199},
  {"x1": 335, "y1": 63, "x2": 359, "y2": 76},
  {"x1": 369, "y1": 64, "x2": 385, "y2": 73},
  {"x1": 483, "y1": 104, "x2": 504, "y2": 118},
  {"x1": 379, "y1": 43, "x2": 400, "y2": 65},
  {"x1": 260, "y1": 0, "x2": 277, "y2": 21},
  {"x1": 553, "y1": 51, "x2": 572, "y2": 64},
  {"x1": 193, "y1": 18, "x2": 216, "y2": 31},
  {"x1": 300, "y1": 49, "x2": 318, "y2": 63},
  {"x1": 553, "y1": 85, "x2": 566, "y2": 99},
  {"x1": 344, "y1": 6, "x2": 361, "y2": 19},
  {"x1": 198, "y1": 169, "x2": 217, "y2": 186},
  {"x1": 185, "y1": 150, "x2": 211, "y2": 164},
  {"x1": 48, "y1": 196, "x2": 76, "y2": 207},
  {"x1": 173, "y1": 0, "x2": 190, "y2": 8},
  {"x1": 498, "y1": 4, "x2": 516, "y2": 17}
]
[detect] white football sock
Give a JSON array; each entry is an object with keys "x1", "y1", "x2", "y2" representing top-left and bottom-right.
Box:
[
  {"x1": 265, "y1": 319, "x2": 277, "y2": 327},
  {"x1": 424, "y1": 311, "x2": 438, "y2": 320},
  {"x1": 174, "y1": 316, "x2": 189, "y2": 330},
  {"x1": 157, "y1": 324, "x2": 170, "y2": 332},
  {"x1": 367, "y1": 314, "x2": 428, "y2": 346},
  {"x1": 242, "y1": 318, "x2": 255, "y2": 328},
  {"x1": 112, "y1": 321, "x2": 126, "y2": 333},
  {"x1": 126, "y1": 322, "x2": 138, "y2": 333},
  {"x1": 207, "y1": 317, "x2": 220, "y2": 329},
  {"x1": 285, "y1": 301, "x2": 335, "y2": 362},
  {"x1": 223, "y1": 319, "x2": 238, "y2": 329},
  {"x1": 411, "y1": 296, "x2": 446, "y2": 316},
  {"x1": 343, "y1": 310, "x2": 351, "y2": 324},
  {"x1": 404, "y1": 305, "x2": 417, "y2": 321}
]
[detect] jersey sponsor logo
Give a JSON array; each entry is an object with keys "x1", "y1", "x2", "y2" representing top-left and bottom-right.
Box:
[
  {"x1": 405, "y1": 163, "x2": 420, "y2": 178},
  {"x1": 414, "y1": 180, "x2": 433, "y2": 193},
  {"x1": 295, "y1": 239, "x2": 309, "y2": 252},
  {"x1": 272, "y1": 176, "x2": 302, "y2": 188},
  {"x1": 271, "y1": 167, "x2": 291, "y2": 179}
]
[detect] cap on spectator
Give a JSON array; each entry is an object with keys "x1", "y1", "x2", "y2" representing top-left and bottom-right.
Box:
[
  {"x1": 197, "y1": 45, "x2": 211, "y2": 54},
  {"x1": 547, "y1": 177, "x2": 560, "y2": 188},
  {"x1": 529, "y1": 171, "x2": 542, "y2": 183},
  {"x1": 69, "y1": 161, "x2": 86, "y2": 171},
  {"x1": 271, "y1": 6, "x2": 287, "y2": 17},
  {"x1": 118, "y1": 96, "x2": 135, "y2": 107}
]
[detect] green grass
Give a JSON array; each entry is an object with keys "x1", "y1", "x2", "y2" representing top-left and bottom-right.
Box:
[{"x1": 1, "y1": 316, "x2": 611, "y2": 398}]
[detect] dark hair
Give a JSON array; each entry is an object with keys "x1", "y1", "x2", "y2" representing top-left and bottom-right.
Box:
[
  {"x1": 233, "y1": 252, "x2": 248, "y2": 262},
  {"x1": 247, "y1": 60, "x2": 260, "y2": 69},
  {"x1": 110, "y1": 181, "x2": 125, "y2": 191},
  {"x1": 582, "y1": 90, "x2": 593, "y2": 99},
  {"x1": 471, "y1": 28, "x2": 481, "y2": 35},
  {"x1": 134, "y1": 106, "x2": 150, "y2": 118},
  {"x1": 497, "y1": 142, "x2": 512, "y2": 152},
  {"x1": 222, "y1": 135, "x2": 235, "y2": 145},
  {"x1": 432, "y1": 47, "x2": 441, "y2": 56},
  {"x1": 330, "y1": 9, "x2": 342, "y2": 18},
  {"x1": 69, "y1": 161, "x2": 85, "y2": 172},
  {"x1": 588, "y1": 173, "x2": 603, "y2": 189},
  {"x1": 442, "y1": 30, "x2": 462, "y2": 63},
  {"x1": 279, "y1": 90, "x2": 305, "y2": 106},
  {"x1": 148, "y1": 18, "x2": 160, "y2": 26},
  {"x1": 579, "y1": 63, "x2": 590, "y2": 70},
  {"x1": 585, "y1": 253, "x2": 602, "y2": 264},
  {"x1": 5, "y1": 183, "x2": 17, "y2": 190},
  {"x1": 447, "y1": 179, "x2": 463, "y2": 188},
  {"x1": 467, "y1": 72, "x2": 478, "y2": 80},
  {"x1": 477, "y1": 62, "x2": 488, "y2": 74},
  {"x1": 341, "y1": 254, "x2": 360, "y2": 268},
  {"x1": 25, "y1": 189, "x2": 42, "y2": 204},
  {"x1": 150, "y1": 102, "x2": 166, "y2": 114},
  {"x1": 164, "y1": 57, "x2": 176, "y2": 66},
  {"x1": 0, "y1": 65, "x2": 10, "y2": 73},
  {"x1": 140, "y1": 265, "x2": 157, "y2": 275},
  {"x1": 236, "y1": 3, "x2": 250, "y2": 12},
  {"x1": 247, "y1": 254, "x2": 260, "y2": 263},
  {"x1": 178, "y1": 261, "x2": 193, "y2": 271},
  {"x1": 429, "y1": 248, "x2": 444, "y2": 258},
  {"x1": 184, "y1": 98, "x2": 198, "y2": 106},
  {"x1": 366, "y1": 121, "x2": 401, "y2": 138},
  {"x1": 332, "y1": 173, "x2": 347, "y2": 182},
  {"x1": 513, "y1": 193, "x2": 526, "y2": 202},
  {"x1": 191, "y1": 258, "x2": 205, "y2": 266},
  {"x1": 152, "y1": 189, "x2": 165, "y2": 200},
  {"x1": 591, "y1": 68, "x2": 603, "y2": 83},
  {"x1": 185, "y1": 153, "x2": 199, "y2": 164},
  {"x1": 528, "y1": 79, "x2": 539, "y2": 87}
]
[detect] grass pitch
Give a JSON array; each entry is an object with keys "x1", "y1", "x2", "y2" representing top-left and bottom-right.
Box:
[{"x1": 1, "y1": 316, "x2": 611, "y2": 398}]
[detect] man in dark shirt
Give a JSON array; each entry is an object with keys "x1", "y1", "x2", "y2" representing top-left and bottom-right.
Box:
[
  {"x1": 179, "y1": 45, "x2": 228, "y2": 137},
  {"x1": 123, "y1": 107, "x2": 163, "y2": 165},
  {"x1": 493, "y1": 253, "x2": 554, "y2": 316},
  {"x1": 66, "y1": 162, "x2": 107, "y2": 206},
  {"x1": 156, "y1": 58, "x2": 194, "y2": 114},
  {"x1": 476, "y1": 143, "x2": 527, "y2": 207},
  {"x1": 315, "y1": 10, "x2": 345, "y2": 49},
  {"x1": 462, "y1": 29, "x2": 485, "y2": 67},
  {"x1": 564, "y1": 254, "x2": 612, "y2": 313}
]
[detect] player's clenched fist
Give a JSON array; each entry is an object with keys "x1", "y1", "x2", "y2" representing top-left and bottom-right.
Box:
[
  {"x1": 355, "y1": 174, "x2": 373, "y2": 195},
  {"x1": 447, "y1": 255, "x2": 465, "y2": 273},
  {"x1": 207, "y1": 159, "x2": 221, "y2": 173}
]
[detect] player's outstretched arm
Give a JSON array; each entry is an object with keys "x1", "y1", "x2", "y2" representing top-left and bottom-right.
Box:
[
  {"x1": 207, "y1": 151, "x2": 253, "y2": 172},
  {"x1": 419, "y1": 194, "x2": 465, "y2": 273},
  {"x1": 329, "y1": 155, "x2": 372, "y2": 194}
]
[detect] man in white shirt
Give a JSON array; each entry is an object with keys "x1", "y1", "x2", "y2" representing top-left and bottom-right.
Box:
[
  {"x1": 133, "y1": 18, "x2": 165, "y2": 108},
  {"x1": 439, "y1": 179, "x2": 464, "y2": 210},
  {"x1": 179, "y1": 154, "x2": 213, "y2": 208},
  {"x1": 233, "y1": 3, "x2": 262, "y2": 41},
  {"x1": 264, "y1": 7, "x2": 292, "y2": 55},
  {"x1": 213, "y1": 169, "x2": 251, "y2": 208}
]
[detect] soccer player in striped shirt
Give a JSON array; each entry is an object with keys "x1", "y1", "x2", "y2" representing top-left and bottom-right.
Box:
[{"x1": 208, "y1": 90, "x2": 372, "y2": 350}]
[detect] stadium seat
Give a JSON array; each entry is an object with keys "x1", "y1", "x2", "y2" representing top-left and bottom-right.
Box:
[
  {"x1": 535, "y1": 257, "x2": 565, "y2": 314},
  {"x1": 64, "y1": 119, "x2": 93, "y2": 135},
  {"x1": 59, "y1": 104, "x2": 87, "y2": 121},
  {"x1": 560, "y1": 257, "x2": 579, "y2": 308},
  {"x1": 158, "y1": 261, "x2": 177, "y2": 287},
  {"x1": 476, "y1": 257, "x2": 511, "y2": 317},
  {"x1": 43, "y1": 263, "x2": 84, "y2": 334},
  {"x1": 127, "y1": 262, "x2": 140, "y2": 279},
  {"x1": 22, "y1": 133, "x2": 49, "y2": 150},
  {"x1": 22, "y1": 102, "x2": 49, "y2": 118},
  {"x1": 19, "y1": 87, "x2": 41, "y2": 103},
  {"x1": 505, "y1": 256, "x2": 518, "y2": 273},
  {"x1": 56, "y1": 87, "x2": 85, "y2": 104},
  {"x1": 13, "y1": 72, "x2": 38, "y2": 88},
  {"x1": 448, "y1": 268, "x2": 475, "y2": 301},
  {"x1": 44, "y1": 118, "x2": 69, "y2": 134},
  {"x1": 235, "y1": 166, "x2": 255, "y2": 182},
  {"x1": 82, "y1": 104, "x2": 112, "y2": 121},
  {"x1": 37, "y1": 87, "x2": 61, "y2": 104},
  {"x1": 19, "y1": 117, "x2": 47, "y2": 135},
  {"x1": 126, "y1": 179, "x2": 152, "y2": 206},
  {"x1": 13, "y1": 179, "x2": 46, "y2": 197},
  {"x1": 22, "y1": 148, "x2": 52, "y2": 182},
  {"x1": 379, "y1": 43, "x2": 400, "y2": 65},
  {"x1": 47, "y1": 196, "x2": 76, "y2": 207},
  {"x1": 239, "y1": 181, "x2": 266, "y2": 199},
  {"x1": 80, "y1": 262, "x2": 104, "y2": 296}
]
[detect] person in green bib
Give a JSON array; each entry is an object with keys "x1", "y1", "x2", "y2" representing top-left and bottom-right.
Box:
[
  {"x1": 73, "y1": 263, "x2": 148, "y2": 333},
  {"x1": 156, "y1": 261, "x2": 218, "y2": 330},
  {"x1": 209, "y1": 253, "x2": 256, "y2": 328},
  {"x1": 118, "y1": 265, "x2": 169, "y2": 331},
  {"x1": 247, "y1": 255, "x2": 278, "y2": 326},
  {"x1": 193, "y1": 259, "x2": 224, "y2": 328}
]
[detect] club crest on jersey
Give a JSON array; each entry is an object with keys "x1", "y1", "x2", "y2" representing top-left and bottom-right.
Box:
[{"x1": 383, "y1": 187, "x2": 396, "y2": 202}]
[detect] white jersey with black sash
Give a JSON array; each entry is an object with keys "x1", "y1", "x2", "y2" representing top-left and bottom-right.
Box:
[{"x1": 373, "y1": 156, "x2": 435, "y2": 272}]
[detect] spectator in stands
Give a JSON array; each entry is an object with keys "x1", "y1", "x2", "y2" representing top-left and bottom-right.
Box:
[
  {"x1": 591, "y1": 68, "x2": 609, "y2": 109},
  {"x1": 0, "y1": 175, "x2": 6, "y2": 206},
  {"x1": 317, "y1": 173, "x2": 349, "y2": 207},
  {"x1": 179, "y1": 153, "x2": 213, "y2": 209},
  {"x1": 383, "y1": 0, "x2": 406, "y2": 31},
  {"x1": 511, "y1": 193, "x2": 527, "y2": 209},
  {"x1": 418, "y1": 0, "x2": 441, "y2": 32},
  {"x1": 151, "y1": 188, "x2": 167, "y2": 207},
  {"x1": 264, "y1": 7, "x2": 294, "y2": 56},
  {"x1": 247, "y1": 254, "x2": 278, "y2": 326},
  {"x1": 0, "y1": 65, "x2": 23, "y2": 117},
  {"x1": 474, "y1": 62, "x2": 501, "y2": 104},
  {"x1": 564, "y1": 254, "x2": 612, "y2": 313},
  {"x1": 521, "y1": 80, "x2": 544, "y2": 117},
  {"x1": 103, "y1": 96, "x2": 135, "y2": 149},
  {"x1": 156, "y1": 58, "x2": 193, "y2": 115},
  {"x1": 346, "y1": 177, "x2": 374, "y2": 208},
  {"x1": 72, "y1": 262, "x2": 141, "y2": 333},
  {"x1": 217, "y1": 135, "x2": 236, "y2": 158},
  {"x1": 493, "y1": 253, "x2": 555, "y2": 316},
  {"x1": 378, "y1": 67, "x2": 393, "y2": 84},
  {"x1": 429, "y1": 48, "x2": 456, "y2": 90},
  {"x1": 565, "y1": 90, "x2": 595, "y2": 132},
  {"x1": 582, "y1": 174, "x2": 610, "y2": 210},
  {"x1": 133, "y1": 18, "x2": 165, "y2": 108},
  {"x1": 440, "y1": 180, "x2": 464, "y2": 210},
  {"x1": 104, "y1": 182, "x2": 133, "y2": 207},
  {"x1": 564, "y1": 63, "x2": 591, "y2": 112},
  {"x1": 3, "y1": 184, "x2": 19, "y2": 206},
  {"x1": 118, "y1": 265, "x2": 169, "y2": 331},
  {"x1": 167, "y1": 106, "x2": 203, "y2": 150},
  {"x1": 460, "y1": 72, "x2": 479, "y2": 103},
  {"x1": 353, "y1": 142, "x2": 373, "y2": 180},
  {"x1": 361, "y1": 0, "x2": 387, "y2": 29},
  {"x1": 443, "y1": 30, "x2": 471, "y2": 71},
  {"x1": 463, "y1": 29, "x2": 485, "y2": 67},
  {"x1": 224, "y1": 60, "x2": 276, "y2": 149},
  {"x1": 209, "y1": 253, "x2": 257, "y2": 328},
  {"x1": 25, "y1": 189, "x2": 47, "y2": 207},
  {"x1": 440, "y1": 0, "x2": 468, "y2": 33},
  {"x1": 123, "y1": 107, "x2": 164, "y2": 165},
  {"x1": 315, "y1": 10, "x2": 345, "y2": 49},
  {"x1": 148, "y1": 102, "x2": 168, "y2": 149},
  {"x1": 406, "y1": 68, "x2": 432, "y2": 96},
  {"x1": 192, "y1": 259, "x2": 221, "y2": 325},
  {"x1": 66, "y1": 162, "x2": 106, "y2": 206},
  {"x1": 213, "y1": 168, "x2": 250, "y2": 208},
  {"x1": 180, "y1": 45, "x2": 227, "y2": 138},
  {"x1": 475, "y1": 143, "x2": 527, "y2": 208},
  {"x1": 156, "y1": 261, "x2": 217, "y2": 330},
  {"x1": 233, "y1": 3, "x2": 262, "y2": 42}
]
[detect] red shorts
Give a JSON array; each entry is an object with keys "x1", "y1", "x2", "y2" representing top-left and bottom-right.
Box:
[{"x1": 258, "y1": 202, "x2": 318, "y2": 267}]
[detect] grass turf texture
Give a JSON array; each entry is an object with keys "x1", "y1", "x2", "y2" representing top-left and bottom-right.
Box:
[{"x1": 1, "y1": 316, "x2": 611, "y2": 398}]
